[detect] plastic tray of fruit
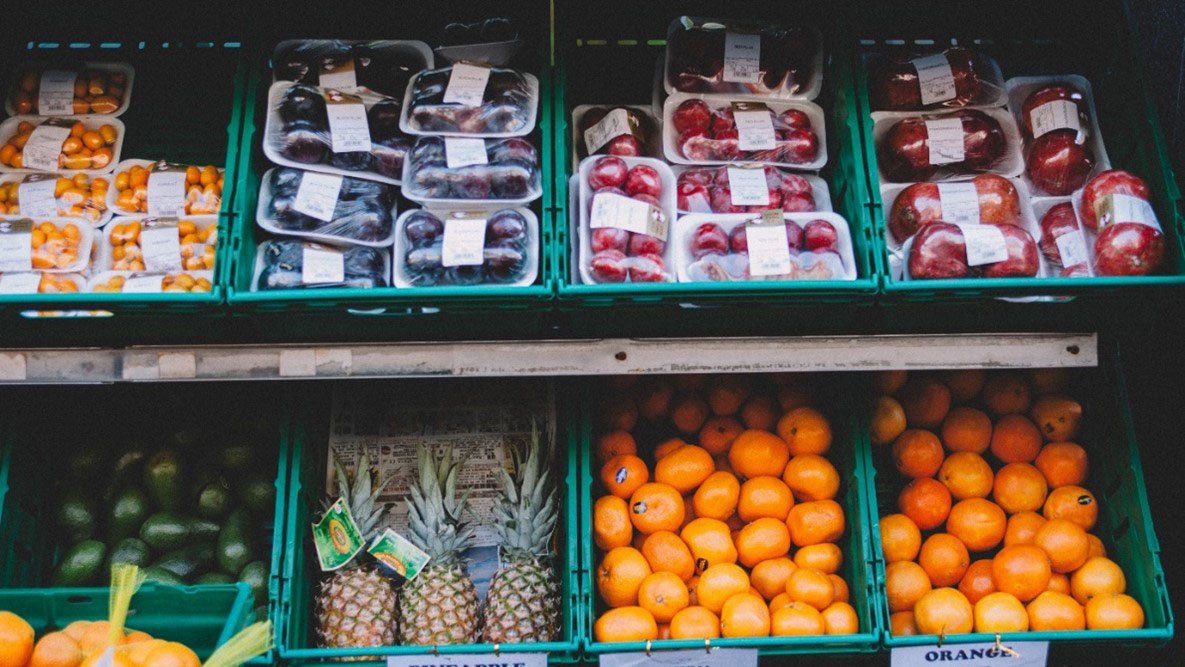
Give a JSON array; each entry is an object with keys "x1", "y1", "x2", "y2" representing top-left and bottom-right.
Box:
[
  {"x1": 107, "y1": 160, "x2": 225, "y2": 216},
  {"x1": 864, "y1": 46, "x2": 1006, "y2": 112},
  {"x1": 673, "y1": 165, "x2": 831, "y2": 215},
  {"x1": 393, "y1": 207, "x2": 538, "y2": 287},
  {"x1": 0, "y1": 216, "x2": 94, "y2": 273},
  {"x1": 0, "y1": 271, "x2": 86, "y2": 294},
  {"x1": 256, "y1": 167, "x2": 398, "y2": 248},
  {"x1": 398, "y1": 65, "x2": 540, "y2": 138},
  {"x1": 0, "y1": 116, "x2": 123, "y2": 176},
  {"x1": 664, "y1": 94, "x2": 827, "y2": 170},
  {"x1": 1006, "y1": 76, "x2": 1111, "y2": 199},
  {"x1": 400, "y1": 135, "x2": 542, "y2": 208},
  {"x1": 0, "y1": 173, "x2": 111, "y2": 226},
  {"x1": 251, "y1": 239, "x2": 391, "y2": 291},
  {"x1": 95, "y1": 216, "x2": 218, "y2": 273},
  {"x1": 433, "y1": 17, "x2": 523, "y2": 67},
  {"x1": 88, "y1": 270, "x2": 214, "y2": 293},
  {"x1": 663, "y1": 17, "x2": 823, "y2": 100},
  {"x1": 263, "y1": 81, "x2": 411, "y2": 185},
  {"x1": 272, "y1": 39, "x2": 434, "y2": 98},
  {"x1": 571, "y1": 105, "x2": 663, "y2": 167},
  {"x1": 872, "y1": 108, "x2": 1023, "y2": 184},
  {"x1": 6, "y1": 62, "x2": 135, "y2": 117}
]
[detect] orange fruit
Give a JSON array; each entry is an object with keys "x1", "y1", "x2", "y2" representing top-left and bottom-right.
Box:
[
  {"x1": 992, "y1": 545, "x2": 1052, "y2": 602},
  {"x1": 770, "y1": 601, "x2": 825, "y2": 635},
  {"x1": 880, "y1": 513, "x2": 922, "y2": 563},
  {"x1": 669, "y1": 606, "x2": 721, "y2": 639},
  {"x1": 1029, "y1": 368, "x2": 1070, "y2": 394},
  {"x1": 891, "y1": 430, "x2": 944, "y2": 479},
  {"x1": 1086, "y1": 534, "x2": 1107, "y2": 559},
  {"x1": 641, "y1": 531, "x2": 696, "y2": 582},
  {"x1": 77, "y1": 622, "x2": 118, "y2": 656},
  {"x1": 720, "y1": 593, "x2": 770, "y2": 637},
  {"x1": 829, "y1": 575, "x2": 850, "y2": 603},
  {"x1": 1034, "y1": 442, "x2": 1089, "y2": 488},
  {"x1": 782, "y1": 454, "x2": 840, "y2": 502},
  {"x1": 124, "y1": 631, "x2": 152, "y2": 644},
  {"x1": 1085, "y1": 593, "x2": 1145, "y2": 630},
  {"x1": 692, "y1": 471, "x2": 740, "y2": 521},
  {"x1": 794, "y1": 544, "x2": 842, "y2": 575},
  {"x1": 777, "y1": 407, "x2": 833, "y2": 456},
  {"x1": 594, "y1": 606, "x2": 659, "y2": 642},
  {"x1": 142, "y1": 643, "x2": 199, "y2": 667},
  {"x1": 728, "y1": 430, "x2": 790, "y2": 479},
  {"x1": 899, "y1": 378, "x2": 952, "y2": 428},
  {"x1": 1042, "y1": 485, "x2": 1097, "y2": 530},
  {"x1": 635, "y1": 380, "x2": 674, "y2": 421},
  {"x1": 736, "y1": 518, "x2": 792, "y2": 568},
  {"x1": 601, "y1": 454, "x2": 649, "y2": 499},
  {"x1": 982, "y1": 372, "x2": 1032, "y2": 416},
  {"x1": 60, "y1": 623, "x2": 89, "y2": 643},
  {"x1": 785, "y1": 567, "x2": 835, "y2": 611},
  {"x1": 673, "y1": 374, "x2": 708, "y2": 391},
  {"x1": 737, "y1": 476, "x2": 794, "y2": 522},
  {"x1": 938, "y1": 452, "x2": 994, "y2": 500},
  {"x1": 943, "y1": 369, "x2": 986, "y2": 401},
  {"x1": 769, "y1": 592, "x2": 794, "y2": 613},
  {"x1": 1070, "y1": 557, "x2": 1126, "y2": 605},
  {"x1": 993, "y1": 462, "x2": 1049, "y2": 514},
  {"x1": 699, "y1": 417, "x2": 744, "y2": 455},
  {"x1": 681, "y1": 518, "x2": 738, "y2": 570},
  {"x1": 713, "y1": 455, "x2": 733, "y2": 475},
  {"x1": 599, "y1": 396, "x2": 638, "y2": 432},
  {"x1": 874, "y1": 370, "x2": 908, "y2": 395},
  {"x1": 1046, "y1": 573, "x2": 1071, "y2": 595},
  {"x1": 655, "y1": 438, "x2": 689, "y2": 461},
  {"x1": 1003, "y1": 511, "x2": 1046, "y2": 547},
  {"x1": 29, "y1": 632, "x2": 83, "y2": 667},
  {"x1": 0, "y1": 611, "x2": 34, "y2": 667},
  {"x1": 632, "y1": 528, "x2": 649, "y2": 551},
  {"x1": 639, "y1": 571, "x2": 691, "y2": 623},
  {"x1": 1030, "y1": 395, "x2": 1082, "y2": 442},
  {"x1": 655, "y1": 445, "x2": 715, "y2": 494},
  {"x1": 870, "y1": 396, "x2": 908, "y2": 447},
  {"x1": 671, "y1": 393, "x2": 711, "y2": 434},
  {"x1": 919, "y1": 533, "x2": 970, "y2": 587},
  {"x1": 889, "y1": 611, "x2": 919, "y2": 636},
  {"x1": 946, "y1": 498, "x2": 1007, "y2": 552},
  {"x1": 697, "y1": 563, "x2": 751, "y2": 613},
  {"x1": 777, "y1": 384, "x2": 813, "y2": 412},
  {"x1": 1026, "y1": 591, "x2": 1085, "y2": 631},
  {"x1": 885, "y1": 561, "x2": 931, "y2": 613},
  {"x1": 898, "y1": 478, "x2": 952, "y2": 531},
  {"x1": 596, "y1": 430, "x2": 638, "y2": 463},
  {"x1": 630, "y1": 483, "x2": 685, "y2": 534},
  {"x1": 786, "y1": 499, "x2": 845, "y2": 547},
  {"x1": 940, "y1": 407, "x2": 993, "y2": 454},
  {"x1": 740, "y1": 395, "x2": 780, "y2": 431},
  {"x1": 124, "y1": 640, "x2": 167, "y2": 665},
  {"x1": 708, "y1": 376, "x2": 753, "y2": 416},
  {"x1": 974, "y1": 592, "x2": 1029, "y2": 633},
  {"x1": 750, "y1": 557, "x2": 797, "y2": 601},
  {"x1": 958, "y1": 559, "x2": 997, "y2": 605},
  {"x1": 1033, "y1": 519, "x2": 1089, "y2": 573},
  {"x1": 990, "y1": 414, "x2": 1043, "y2": 463},
  {"x1": 598, "y1": 546, "x2": 653, "y2": 607},
  {"x1": 913, "y1": 588, "x2": 974, "y2": 635}
]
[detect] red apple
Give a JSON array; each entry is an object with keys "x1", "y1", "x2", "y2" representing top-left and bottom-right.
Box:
[
  {"x1": 782, "y1": 192, "x2": 816, "y2": 212},
  {"x1": 1080, "y1": 169, "x2": 1152, "y2": 231},
  {"x1": 680, "y1": 133, "x2": 715, "y2": 161},
  {"x1": 677, "y1": 180, "x2": 712, "y2": 212},
  {"x1": 1038, "y1": 202, "x2": 1082, "y2": 264},
  {"x1": 606, "y1": 134, "x2": 643, "y2": 156},
  {"x1": 784, "y1": 221, "x2": 804, "y2": 251},
  {"x1": 979, "y1": 225, "x2": 1039, "y2": 278},
  {"x1": 776, "y1": 108, "x2": 811, "y2": 130},
  {"x1": 629, "y1": 233, "x2": 666, "y2": 256},
  {"x1": 888, "y1": 182, "x2": 941, "y2": 242},
  {"x1": 591, "y1": 249, "x2": 628, "y2": 282},
  {"x1": 803, "y1": 219, "x2": 840, "y2": 252},
  {"x1": 1026, "y1": 130, "x2": 1094, "y2": 195},
  {"x1": 628, "y1": 253, "x2": 669, "y2": 282},
  {"x1": 1093, "y1": 222, "x2": 1165, "y2": 275},
  {"x1": 672, "y1": 99, "x2": 711, "y2": 135},
  {"x1": 690, "y1": 223, "x2": 729, "y2": 258},
  {"x1": 878, "y1": 110, "x2": 1004, "y2": 181},
  {"x1": 869, "y1": 47, "x2": 984, "y2": 111},
  {"x1": 974, "y1": 174, "x2": 1022, "y2": 226},
  {"x1": 624, "y1": 165, "x2": 662, "y2": 197},
  {"x1": 908, "y1": 222, "x2": 971, "y2": 279},
  {"x1": 591, "y1": 227, "x2": 629, "y2": 253},
  {"x1": 588, "y1": 156, "x2": 628, "y2": 190},
  {"x1": 708, "y1": 185, "x2": 746, "y2": 214},
  {"x1": 1021, "y1": 85, "x2": 1085, "y2": 137},
  {"x1": 710, "y1": 108, "x2": 736, "y2": 133},
  {"x1": 729, "y1": 225, "x2": 748, "y2": 252},
  {"x1": 679, "y1": 168, "x2": 715, "y2": 187},
  {"x1": 778, "y1": 128, "x2": 819, "y2": 164}
]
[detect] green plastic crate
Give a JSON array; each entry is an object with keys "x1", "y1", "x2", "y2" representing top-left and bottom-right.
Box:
[
  {"x1": 853, "y1": 1, "x2": 1185, "y2": 301},
  {"x1": 861, "y1": 360, "x2": 1173, "y2": 650},
  {"x1": 0, "y1": 583, "x2": 255, "y2": 659},
  {"x1": 577, "y1": 379, "x2": 881, "y2": 656}
]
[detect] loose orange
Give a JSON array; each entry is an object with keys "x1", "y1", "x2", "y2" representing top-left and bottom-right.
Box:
[
  {"x1": 671, "y1": 393, "x2": 711, "y2": 434},
  {"x1": 990, "y1": 414, "x2": 1043, "y2": 464},
  {"x1": 124, "y1": 639, "x2": 167, "y2": 665},
  {"x1": 785, "y1": 567, "x2": 835, "y2": 611},
  {"x1": 871, "y1": 396, "x2": 908, "y2": 447},
  {"x1": 940, "y1": 407, "x2": 993, "y2": 454},
  {"x1": 596, "y1": 430, "x2": 638, "y2": 463},
  {"x1": 60, "y1": 623, "x2": 89, "y2": 643},
  {"x1": 598, "y1": 546, "x2": 653, "y2": 607},
  {"x1": 1028, "y1": 368, "x2": 1070, "y2": 394},
  {"x1": 982, "y1": 372, "x2": 1032, "y2": 416},
  {"x1": 635, "y1": 380, "x2": 674, "y2": 421},
  {"x1": 1034, "y1": 442, "x2": 1089, "y2": 488},
  {"x1": 891, "y1": 429, "x2": 944, "y2": 479},
  {"x1": 770, "y1": 601, "x2": 824, "y2": 635},
  {"x1": 628, "y1": 483, "x2": 685, "y2": 535},
  {"x1": 29, "y1": 632, "x2": 82, "y2": 667},
  {"x1": 794, "y1": 543, "x2": 843, "y2": 574},
  {"x1": 697, "y1": 563, "x2": 751, "y2": 613},
  {"x1": 655, "y1": 445, "x2": 715, "y2": 494},
  {"x1": 782, "y1": 454, "x2": 840, "y2": 502},
  {"x1": 913, "y1": 588, "x2": 974, "y2": 635},
  {"x1": 919, "y1": 533, "x2": 971, "y2": 587},
  {"x1": 768, "y1": 592, "x2": 794, "y2": 613},
  {"x1": 898, "y1": 478, "x2": 952, "y2": 531},
  {"x1": 938, "y1": 452, "x2": 994, "y2": 500},
  {"x1": 750, "y1": 557, "x2": 797, "y2": 601},
  {"x1": 681, "y1": 518, "x2": 738, "y2": 570},
  {"x1": 669, "y1": 606, "x2": 721, "y2": 640},
  {"x1": 708, "y1": 376, "x2": 753, "y2": 416},
  {"x1": 821, "y1": 601, "x2": 859, "y2": 635},
  {"x1": 974, "y1": 592, "x2": 1029, "y2": 633},
  {"x1": 601, "y1": 454, "x2": 649, "y2": 499},
  {"x1": 641, "y1": 531, "x2": 696, "y2": 582},
  {"x1": 1043, "y1": 485, "x2": 1098, "y2": 531},
  {"x1": 886, "y1": 561, "x2": 931, "y2": 613},
  {"x1": 1030, "y1": 395, "x2": 1082, "y2": 442},
  {"x1": 889, "y1": 611, "x2": 919, "y2": 636},
  {"x1": 143, "y1": 642, "x2": 200, "y2": 667},
  {"x1": 786, "y1": 499, "x2": 845, "y2": 547},
  {"x1": 1086, "y1": 534, "x2": 1107, "y2": 559},
  {"x1": 1070, "y1": 557, "x2": 1126, "y2": 605},
  {"x1": 899, "y1": 377, "x2": 952, "y2": 428},
  {"x1": 943, "y1": 369, "x2": 986, "y2": 401},
  {"x1": 594, "y1": 606, "x2": 659, "y2": 642},
  {"x1": 1027, "y1": 591, "x2": 1085, "y2": 631},
  {"x1": 777, "y1": 384, "x2": 814, "y2": 412},
  {"x1": 639, "y1": 571, "x2": 691, "y2": 623},
  {"x1": 740, "y1": 395, "x2": 780, "y2": 432},
  {"x1": 1085, "y1": 593, "x2": 1145, "y2": 630},
  {"x1": 692, "y1": 471, "x2": 740, "y2": 521},
  {"x1": 77, "y1": 622, "x2": 117, "y2": 656},
  {"x1": 720, "y1": 593, "x2": 770, "y2": 637},
  {"x1": 655, "y1": 437, "x2": 689, "y2": 460},
  {"x1": 599, "y1": 396, "x2": 638, "y2": 432},
  {"x1": 0, "y1": 611, "x2": 34, "y2": 667},
  {"x1": 1033, "y1": 519, "x2": 1089, "y2": 573},
  {"x1": 729, "y1": 430, "x2": 790, "y2": 479},
  {"x1": 1046, "y1": 573, "x2": 1071, "y2": 595},
  {"x1": 993, "y1": 462, "x2": 1049, "y2": 514},
  {"x1": 736, "y1": 518, "x2": 792, "y2": 568},
  {"x1": 874, "y1": 370, "x2": 909, "y2": 395},
  {"x1": 829, "y1": 574, "x2": 851, "y2": 603},
  {"x1": 958, "y1": 559, "x2": 997, "y2": 605},
  {"x1": 737, "y1": 476, "x2": 795, "y2": 522},
  {"x1": 1003, "y1": 511, "x2": 1046, "y2": 547},
  {"x1": 699, "y1": 417, "x2": 744, "y2": 455},
  {"x1": 880, "y1": 513, "x2": 923, "y2": 563},
  {"x1": 992, "y1": 545, "x2": 1052, "y2": 602},
  {"x1": 947, "y1": 498, "x2": 1007, "y2": 553},
  {"x1": 777, "y1": 407, "x2": 833, "y2": 456}
]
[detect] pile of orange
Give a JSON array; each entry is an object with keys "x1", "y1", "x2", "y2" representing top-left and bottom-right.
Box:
[
  {"x1": 870, "y1": 369, "x2": 1144, "y2": 637},
  {"x1": 0, "y1": 613, "x2": 200, "y2": 667},
  {"x1": 591, "y1": 374, "x2": 859, "y2": 642}
]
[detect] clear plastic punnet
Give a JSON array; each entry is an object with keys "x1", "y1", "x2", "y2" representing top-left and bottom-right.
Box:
[
  {"x1": 0, "y1": 271, "x2": 86, "y2": 294},
  {"x1": 872, "y1": 107, "x2": 1023, "y2": 183},
  {"x1": 96, "y1": 215, "x2": 218, "y2": 273},
  {"x1": 866, "y1": 47, "x2": 1006, "y2": 111},
  {"x1": 393, "y1": 207, "x2": 539, "y2": 288},
  {"x1": 0, "y1": 115, "x2": 124, "y2": 176},
  {"x1": 663, "y1": 94, "x2": 827, "y2": 170},
  {"x1": 256, "y1": 167, "x2": 398, "y2": 247},
  {"x1": 88, "y1": 270, "x2": 214, "y2": 293},
  {"x1": 883, "y1": 174, "x2": 1026, "y2": 244},
  {"x1": 400, "y1": 135, "x2": 541, "y2": 207},
  {"x1": 252, "y1": 239, "x2": 391, "y2": 291},
  {"x1": 108, "y1": 160, "x2": 225, "y2": 216},
  {"x1": 673, "y1": 164, "x2": 831, "y2": 214},
  {"x1": 6, "y1": 62, "x2": 135, "y2": 116},
  {"x1": 571, "y1": 105, "x2": 662, "y2": 166},
  {"x1": 0, "y1": 216, "x2": 94, "y2": 273},
  {"x1": 1006, "y1": 75, "x2": 1111, "y2": 197},
  {"x1": 400, "y1": 65, "x2": 539, "y2": 137},
  {"x1": 272, "y1": 39, "x2": 433, "y2": 98},
  {"x1": 0, "y1": 173, "x2": 112, "y2": 226}
]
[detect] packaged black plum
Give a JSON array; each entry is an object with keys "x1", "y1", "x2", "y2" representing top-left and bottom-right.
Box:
[
  {"x1": 401, "y1": 135, "x2": 541, "y2": 205},
  {"x1": 400, "y1": 65, "x2": 539, "y2": 137},
  {"x1": 393, "y1": 208, "x2": 538, "y2": 287},
  {"x1": 253, "y1": 239, "x2": 389, "y2": 290},
  {"x1": 256, "y1": 167, "x2": 398, "y2": 246},
  {"x1": 272, "y1": 40, "x2": 432, "y2": 98}
]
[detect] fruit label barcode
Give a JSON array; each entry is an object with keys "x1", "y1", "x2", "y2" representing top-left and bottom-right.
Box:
[
  {"x1": 302, "y1": 243, "x2": 346, "y2": 284},
  {"x1": 936, "y1": 182, "x2": 981, "y2": 225},
  {"x1": 747, "y1": 216, "x2": 793, "y2": 276},
  {"x1": 445, "y1": 137, "x2": 490, "y2": 169},
  {"x1": 723, "y1": 31, "x2": 762, "y2": 83},
  {"x1": 590, "y1": 192, "x2": 668, "y2": 241},
  {"x1": 323, "y1": 89, "x2": 371, "y2": 153},
  {"x1": 442, "y1": 216, "x2": 488, "y2": 267},
  {"x1": 1030, "y1": 99, "x2": 1082, "y2": 138},
  {"x1": 18, "y1": 177, "x2": 59, "y2": 218},
  {"x1": 924, "y1": 117, "x2": 966, "y2": 165},
  {"x1": 1099, "y1": 194, "x2": 1160, "y2": 231},
  {"x1": 585, "y1": 107, "x2": 635, "y2": 154},
  {"x1": 956, "y1": 223, "x2": 1009, "y2": 266},
  {"x1": 387, "y1": 653, "x2": 547, "y2": 667},
  {"x1": 147, "y1": 170, "x2": 188, "y2": 217},
  {"x1": 1055, "y1": 230, "x2": 1090, "y2": 267},
  {"x1": 727, "y1": 166, "x2": 770, "y2": 206},
  {"x1": 599, "y1": 647, "x2": 758, "y2": 667},
  {"x1": 123, "y1": 274, "x2": 165, "y2": 293},
  {"x1": 141, "y1": 223, "x2": 183, "y2": 272},
  {"x1": 23, "y1": 122, "x2": 71, "y2": 171},
  {"x1": 319, "y1": 58, "x2": 358, "y2": 91},
  {"x1": 443, "y1": 62, "x2": 492, "y2": 107},
  {"x1": 732, "y1": 102, "x2": 776, "y2": 151},
  {"x1": 0, "y1": 272, "x2": 39, "y2": 294},
  {"x1": 38, "y1": 70, "x2": 77, "y2": 115},
  {"x1": 0, "y1": 219, "x2": 34, "y2": 271},
  {"x1": 890, "y1": 641, "x2": 1049, "y2": 667},
  {"x1": 912, "y1": 53, "x2": 958, "y2": 106},
  {"x1": 294, "y1": 171, "x2": 344, "y2": 222}
]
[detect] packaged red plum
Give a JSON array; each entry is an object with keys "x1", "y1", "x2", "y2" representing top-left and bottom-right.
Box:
[
  {"x1": 400, "y1": 65, "x2": 539, "y2": 137},
  {"x1": 674, "y1": 165, "x2": 830, "y2": 215},
  {"x1": 867, "y1": 47, "x2": 1005, "y2": 111},
  {"x1": 571, "y1": 105, "x2": 662, "y2": 165},
  {"x1": 393, "y1": 207, "x2": 537, "y2": 287},
  {"x1": 664, "y1": 94, "x2": 827, "y2": 169},
  {"x1": 1006, "y1": 75, "x2": 1111, "y2": 196},
  {"x1": 873, "y1": 107, "x2": 1022, "y2": 183},
  {"x1": 577, "y1": 155, "x2": 677, "y2": 283},
  {"x1": 400, "y1": 135, "x2": 541, "y2": 207}
]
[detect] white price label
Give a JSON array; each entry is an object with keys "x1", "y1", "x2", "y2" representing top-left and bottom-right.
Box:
[
  {"x1": 18, "y1": 178, "x2": 59, "y2": 218},
  {"x1": 937, "y1": 181, "x2": 981, "y2": 225},
  {"x1": 319, "y1": 59, "x2": 358, "y2": 90},
  {"x1": 747, "y1": 220, "x2": 794, "y2": 276},
  {"x1": 324, "y1": 92, "x2": 371, "y2": 153},
  {"x1": 302, "y1": 244, "x2": 345, "y2": 284},
  {"x1": 0, "y1": 272, "x2": 40, "y2": 294},
  {"x1": 141, "y1": 224, "x2": 183, "y2": 272},
  {"x1": 0, "y1": 221, "x2": 33, "y2": 271},
  {"x1": 147, "y1": 171, "x2": 188, "y2": 217},
  {"x1": 444, "y1": 137, "x2": 490, "y2": 169},
  {"x1": 727, "y1": 167, "x2": 770, "y2": 206},
  {"x1": 442, "y1": 63, "x2": 492, "y2": 107},
  {"x1": 734, "y1": 108, "x2": 777, "y2": 151},
  {"x1": 23, "y1": 123, "x2": 71, "y2": 171},
  {"x1": 387, "y1": 653, "x2": 547, "y2": 667},
  {"x1": 122, "y1": 274, "x2": 165, "y2": 293},
  {"x1": 957, "y1": 223, "x2": 1009, "y2": 266},
  {"x1": 589, "y1": 192, "x2": 668, "y2": 241},
  {"x1": 599, "y1": 648, "x2": 758, "y2": 667},
  {"x1": 891, "y1": 641, "x2": 1049, "y2": 667},
  {"x1": 1100, "y1": 194, "x2": 1160, "y2": 231},
  {"x1": 442, "y1": 217, "x2": 487, "y2": 267},
  {"x1": 1030, "y1": 99, "x2": 1082, "y2": 138},
  {"x1": 584, "y1": 108, "x2": 634, "y2": 154},
  {"x1": 911, "y1": 53, "x2": 958, "y2": 106},
  {"x1": 1055, "y1": 229, "x2": 1090, "y2": 267},
  {"x1": 723, "y1": 31, "x2": 762, "y2": 83},
  {"x1": 38, "y1": 70, "x2": 78, "y2": 115},
  {"x1": 925, "y1": 117, "x2": 966, "y2": 165},
  {"x1": 293, "y1": 171, "x2": 344, "y2": 222}
]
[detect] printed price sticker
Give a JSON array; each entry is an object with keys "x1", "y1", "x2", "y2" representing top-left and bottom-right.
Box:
[
  {"x1": 1099, "y1": 194, "x2": 1160, "y2": 231},
  {"x1": 319, "y1": 59, "x2": 358, "y2": 90},
  {"x1": 1030, "y1": 99, "x2": 1082, "y2": 138},
  {"x1": 584, "y1": 107, "x2": 636, "y2": 154},
  {"x1": 911, "y1": 53, "x2": 958, "y2": 106},
  {"x1": 0, "y1": 220, "x2": 33, "y2": 271},
  {"x1": 747, "y1": 216, "x2": 793, "y2": 276},
  {"x1": 324, "y1": 90, "x2": 371, "y2": 153},
  {"x1": 302, "y1": 244, "x2": 346, "y2": 284},
  {"x1": 0, "y1": 272, "x2": 40, "y2": 294},
  {"x1": 1055, "y1": 230, "x2": 1090, "y2": 268},
  {"x1": 141, "y1": 224, "x2": 183, "y2": 272},
  {"x1": 599, "y1": 647, "x2": 758, "y2": 667},
  {"x1": 936, "y1": 181, "x2": 981, "y2": 225},
  {"x1": 388, "y1": 654, "x2": 547, "y2": 667},
  {"x1": 23, "y1": 123, "x2": 71, "y2": 171},
  {"x1": 18, "y1": 178, "x2": 59, "y2": 218},
  {"x1": 444, "y1": 137, "x2": 490, "y2": 169},
  {"x1": 957, "y1": 223, "x2": 1009, "y2": 266},
  {"x1": 925, "y1": 117, "x2": 966, "y2": 165},
  {"x1": 122, "y1": 274, "x2": 165, "y2": 293},
  {"x1": 147, "y1": 170, "x2": 188, "y2": 217},
  {"x1": 442, "y1": 216, "x2": 487, "y2": 267},
  {"x1": 890, "y1": 641, "x2": 1049, "y2": 667},
  {"x1": 443, "y1": 63, "x2": 492, "y2": 107},
  {"x1": 733, "y1": 103, "x2": 776, "y2": 152},
  {"x1": 38, "y1": 70, "x2": 78, "y2": 116},
  {"x1": 728, "y1": 166, "x2": 771, "y2": 206},
  {"x1": 589, "y1": 192, "x2": 667, "y2": 241},
  {"x1": 723, "y1": 31, "x2": 762, "y2": 83},
  {"x1": 294, "y1": 171, "x2": 344, "y2": 222}
]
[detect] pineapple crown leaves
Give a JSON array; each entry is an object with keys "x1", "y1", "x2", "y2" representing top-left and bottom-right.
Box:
[
  {"x1": 406, "y1": 444, "x2": 477, "y2": 565},
  {"x1": 326, "y1": 452, "x2": 395, "y2": 544},
  {"x1": 492, "y1": 422, "x2": 559, "y2": 559}
]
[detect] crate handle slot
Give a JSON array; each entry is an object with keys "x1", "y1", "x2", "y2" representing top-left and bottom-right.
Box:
[{"x1": 66, "y1": 595, "x2": 93, "y2": 604}]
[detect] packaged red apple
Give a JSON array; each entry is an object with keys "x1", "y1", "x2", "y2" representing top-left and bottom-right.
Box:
[
  {"x1": 571, "y1": 105, "x2": 661, "y2": 165},
  {"x1": 873, "y1": 108, "x2": 1022, "y2": 183},
  {"x1": 577, "y1": 155, "x2": 677, "y2": 284},
  {"x1": 399, "y1": 65, "x2": 539, "y2": 138},
  {"x1": 393, "y1": 207, "x2": 537, "y2": 287},
  {"x1": 904, "y1": 221, "x2": 1047, "y2": 280},
  {"x1": 672, "y1": 210, "x2": 856, "y2": 282},
  {"x1": 256, "y1": 167, "x2": 398, "y2": 247},
  {"x1": 401, "y1": 135, "x2": 541, "y2": 207},
  {"x1": 884, "y1": 174, "x2": 1025, "y2": 243},
  {"x1": 867, "y1": 47, "x2": 1005, "y2": 111},
  {"x1": 1033, "y1": 198, "x2": 1094, "y2": 277},
  {"x1": 1006, "y1": 76, "x2": 1111, "y2": 196},
  {"x1": 664, "y1": 17, "x2": 822, "y2": 100},
  {"x1": 674, "y1": 164, "x2": 831, "y2": 214},
  {"x1": 272, "y1": 39, "x2": 433, "y2": 98},
  {"x1": 6, "y1": 63, "x2": 134, "y2": 116},
  {"x1": 664, "y1": 94, "x2": 826, "y2": 170},
  {"x1": 1072, "y1": 169, "x2": 1166, "y2": 276},
  {"x1": 0, "y1": 271, "x2": 85, "y2": 294}
]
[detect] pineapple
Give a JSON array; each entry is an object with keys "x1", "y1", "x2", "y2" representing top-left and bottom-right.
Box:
[
  {"x1": 315, "y1": 453, "x2": 398, "y2": 653},
  {"x1": 398, "y1": 445, "x2": 481, "y2": 645},
  {"x1": 482, "y1": 426, "x2": 562, "y2": 643}
]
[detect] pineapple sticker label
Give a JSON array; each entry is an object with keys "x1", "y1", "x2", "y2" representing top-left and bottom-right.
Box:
[
  {"x1": 313, "y1": 497, "x2": 366, "y2": 571},
  {"x1": 368, "y1": 528, "x2": 431, "y2": 581}
]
